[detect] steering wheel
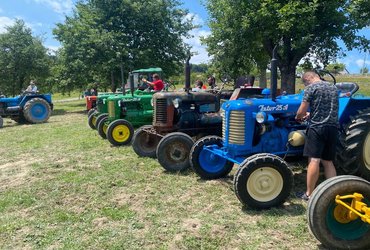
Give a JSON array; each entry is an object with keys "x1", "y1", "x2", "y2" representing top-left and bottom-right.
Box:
[{"x1": 315, "y1": 69, "x2": 336, "y2": 85}]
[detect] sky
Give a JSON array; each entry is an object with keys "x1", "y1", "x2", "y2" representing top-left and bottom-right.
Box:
[{"x1": 0, "y1": 0, "x2": 369, "y2": 73}]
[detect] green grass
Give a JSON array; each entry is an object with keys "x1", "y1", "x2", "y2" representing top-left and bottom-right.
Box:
[
  {"x1": 0, "y1": 99, "x2": 316, "y2": 249},
  {"x1": 2, "y1": 74, "x2": 369, "y2": 249}
]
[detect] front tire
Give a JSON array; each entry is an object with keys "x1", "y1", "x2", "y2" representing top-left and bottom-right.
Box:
[
  {"x1": 87, "y1": 108, "x2": 96, "y2": 117},
  {"x1": 307, "y1": 175, "x2": 370, "y2": 250},
  {"x1": 132, "y1": 125, "x2": 161, "y2": 158},
  {"x1": 190, "y1": 136, "x2": 234, "y2": 179},
  {"x1": 156, "y1": 132, "x2": 194, "y2": 172},
  {"x1": 87, "y1": 112, "x2": 98, "y2": 129},
  {"x1": 94, "y1": 113, "x2": 108, "y2": 131},
  {"x1": 335, "y1": 108, "x2": 370, "y2": 181},
  {"x1": 23, "y1": 98, "x2": 51, "y2": 123},
  {"x1": 106, "y1": 119, "x2": 134, "y2": 146},
  {"x1": 97, "y1": 116, "x2": 109, "y2": 139},
  {"x1": 233, "y1": 153, "x2": 293, "y2": 209}
]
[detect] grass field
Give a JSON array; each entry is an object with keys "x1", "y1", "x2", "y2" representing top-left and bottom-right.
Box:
[
  {"x1": 0, "y1": 100, "x2": 318, "y2": 249},
  {"x1": 1, "y1": 75, "x2": 369, "y2": 249}
]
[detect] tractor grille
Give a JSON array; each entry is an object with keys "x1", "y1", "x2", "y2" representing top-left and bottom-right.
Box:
[
  {"x1": 108, "y1": 101, "x2": 115, "y2": 117},
  {"x1": 155, "y1": 98, "x2": 167, "y2": 123},
  {"x1": 223, "y1": 110, "x2": 245, "y2": 145}
]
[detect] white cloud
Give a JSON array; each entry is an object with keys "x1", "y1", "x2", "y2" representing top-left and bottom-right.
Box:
[
  {"x1": 32, "y1": 0, "x2": 74, "y2": 14},
  {"x1": 46, "y1": 44, "x2": 60, "y2": 54},
  {"x1": 0, "y1": 16, "x2": 15, "y2": 33},
  {"x1": 184, "y1": 13, "x2": 211, "y2": 64},
  {"x1": 355, "y1": 58, "x2": 370, "y2": 68}
]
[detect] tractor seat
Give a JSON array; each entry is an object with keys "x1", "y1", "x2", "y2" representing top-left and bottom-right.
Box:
[{"x1": 335, "y1": 82, "x2": 359, "y2": 97}]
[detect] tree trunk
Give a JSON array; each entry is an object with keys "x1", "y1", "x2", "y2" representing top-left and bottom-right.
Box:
[
  {"x1": 258, "y1": 66, "x2": 267, "y2": 88},
  {"x1": 280, "y1": 65, "x2": 296, "y2": 94},
  {"x1": 111, "y1": 71, "x2": 116, "y2": 92}
]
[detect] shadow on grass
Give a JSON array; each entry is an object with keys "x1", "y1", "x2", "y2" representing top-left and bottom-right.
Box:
[
  {"x1": 52, "y1": 108, "x2": 87, "y2": 116},
  {"x1": 164, "y1": 168, "x2": 194, "y2": 176}
]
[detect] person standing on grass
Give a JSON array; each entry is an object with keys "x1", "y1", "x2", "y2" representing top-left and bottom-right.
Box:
[{"x1": 295, "y1": 71, "x2": 339, "y2": 201}]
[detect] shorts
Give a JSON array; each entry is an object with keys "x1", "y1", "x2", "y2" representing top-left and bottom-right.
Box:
[{"x1": 303, "y1": 126, "x2": 338, "y2": 161}]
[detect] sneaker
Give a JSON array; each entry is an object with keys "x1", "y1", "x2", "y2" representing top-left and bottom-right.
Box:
[{"x1": 296, "y1": 191, "x2": 310, "y2": 201}]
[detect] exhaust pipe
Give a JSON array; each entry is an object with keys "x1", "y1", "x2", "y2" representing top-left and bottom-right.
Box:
[
  {"x1": 271, "y1": 45, "x2": 278, "y2": 101},
  {"x1": 185, "y1": 55, "x2": 191, "y2": 93}
]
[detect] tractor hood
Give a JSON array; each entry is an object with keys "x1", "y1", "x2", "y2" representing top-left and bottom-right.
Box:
[
  {"x1": 153, "y1": 91, "x2": 219, "y2": 104},
  {"x1": 221, "y1": 92, "x2": 303, "y2": 114}
]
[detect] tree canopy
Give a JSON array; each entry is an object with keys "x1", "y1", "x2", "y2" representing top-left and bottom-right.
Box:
[
  {"x1": 0, "y1": 19, "x2": 50, "y2": 96},
  {"x1": 53, "y1": 0, "x2": 194, "y2": 91},
  {"x1": 204, "y1": 0, "x2": 370, "y2": 93}
]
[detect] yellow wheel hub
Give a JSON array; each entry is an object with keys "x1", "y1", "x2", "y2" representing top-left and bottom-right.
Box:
[
  {"x1": 333, "y1": 204, "x2": 351, "y2": 223},
  {"x1": 92, "y1": 116, "x2": 97, "y2": 127},
  {"x1": 247, "y1": 167, "x2": 283, "y2": 202},
  {"x1": 112, "y1": 124, "x2": 130, "y2": 142},
  {"x1": 363, "y1": 132, "x2": 370, "y2": 170},
  {"x1": 103, "y1": 124, "x2": 108, "y2": 136}
]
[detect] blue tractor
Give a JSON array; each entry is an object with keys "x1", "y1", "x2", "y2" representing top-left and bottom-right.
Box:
[
  {"x1": 0, "y1": 92, "x2": 53, "y2": 128},
  {"x1": 190, "y1": 47, "x2": 370, "y2": 209}
]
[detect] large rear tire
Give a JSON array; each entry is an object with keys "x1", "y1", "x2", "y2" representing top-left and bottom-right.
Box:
[
  {"x1": 307, "y1": 175, "x2": 370, "y2": 250},
  {"x1": 190, "y1": 136, "x2": 234, "y2": 179},
  {"x1": 233, "y1": 153, "x2": 293, "y2": 209},
  {"x1": 335, "y1": 108, "x2": 370, "y2": 181},
  {"x1": 132, "y1": 125, "x2": 161, "y2": 158},
  {"x1": 106, "y1": 119, "x2": 134, "y2": 146},
  {"x1": 23, "y1": 98, "x2": 51, "y2": 123},
  {"x1": 156, "y1": 132, "x2": 194, "y2": 172}
]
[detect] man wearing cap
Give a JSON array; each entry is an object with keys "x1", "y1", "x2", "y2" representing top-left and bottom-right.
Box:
[{"x1": 26, "y1": 80, "x2": 38, "y2": 93}]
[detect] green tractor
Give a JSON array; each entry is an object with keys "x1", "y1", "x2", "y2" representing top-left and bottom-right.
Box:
[
  {"x1": 95, "y1": 67, "x2": 164, "y2": 146},
  {"x1": 87, "y1": 92, "x2": 119, "y2": 129}
]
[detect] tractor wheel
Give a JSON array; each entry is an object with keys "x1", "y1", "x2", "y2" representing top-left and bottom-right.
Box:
[
  {"x1": 335, "y1": 108, "x2": 370, "y2": 181},
  {"x1": 132, "y1": 125, "x2": 161, "y2": 158},
  {"x1": 156, "y1": 132, "x2": 194, "y2": 172},
  {"x1": 307, "y1": 175, "x2": 370, "y2": 250},
  {"x1": 97, "y1": 116, "x2": 109, "y2": 139},
  {"x1": 23, "y1": 98, "x2": 51, "y2": 124},
  {"x1": 190, "y1": 136, "x2": 234, "y2": 179},
  {"x1": 87, "y1": 112, "x2": 98, "y2": 129},
  {"x1": 106, "y1": 119, "x2": 134, "y2": 146},
  {"x1": 0, "y1": 116, "x2": 3, "y2": 128},
  {"x1": 94, "y1": 113, "x2": 108, "y2": 131},
  {"x1": 87, "y1": 108, "x2": 96, "y2": 117},
  {"x1": 233, "y1": 153, "x2": 293, "y2": 209}
]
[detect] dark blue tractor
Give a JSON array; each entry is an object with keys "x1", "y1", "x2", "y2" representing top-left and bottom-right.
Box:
[
  {"x1": 190, "y1": 47, "x2": 370, "y2": 209},
  {"x1": 0, "y1": 92, "x2": 53, "y2": 128}
]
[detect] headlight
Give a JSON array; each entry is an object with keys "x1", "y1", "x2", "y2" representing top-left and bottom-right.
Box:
[
  {"x1": 172, "y1": 98, "x2": 180, "y2": 108},
  {"x1": 151, "y1": 98, "x2": 154, "y2": 107},
  {"x1": 256, "y1": 112, "x2": 267, "y2": 123}
]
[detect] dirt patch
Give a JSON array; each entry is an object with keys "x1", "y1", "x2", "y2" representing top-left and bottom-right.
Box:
[
  {"x1": 0, "y1": 159, "x2": 40, "y2": 191},
  {"x1": 182, "y1": 218, "x2": 201, "y2": 234}
]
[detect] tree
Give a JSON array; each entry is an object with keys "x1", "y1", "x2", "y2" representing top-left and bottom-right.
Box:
[
  {"x1": 325, "y1": 63, "x2": 345, "y2": 75},
  {"x1": 0, "y1": 19, "x2": 50, "y2": 95},
  {"x1": 360, "y1": 67, "x2": 369, "y2": 74},
  {"x1": 204, "y1": 0, "x2": 370, "y2": 93},
  {"x1": 53, "y1": 0, "x2": 194, "y2": 91}
]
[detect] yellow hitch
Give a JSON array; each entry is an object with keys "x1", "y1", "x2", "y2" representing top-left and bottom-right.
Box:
[{"x1": 335, "y1": 193, "x2": 370, "y2": 224}]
